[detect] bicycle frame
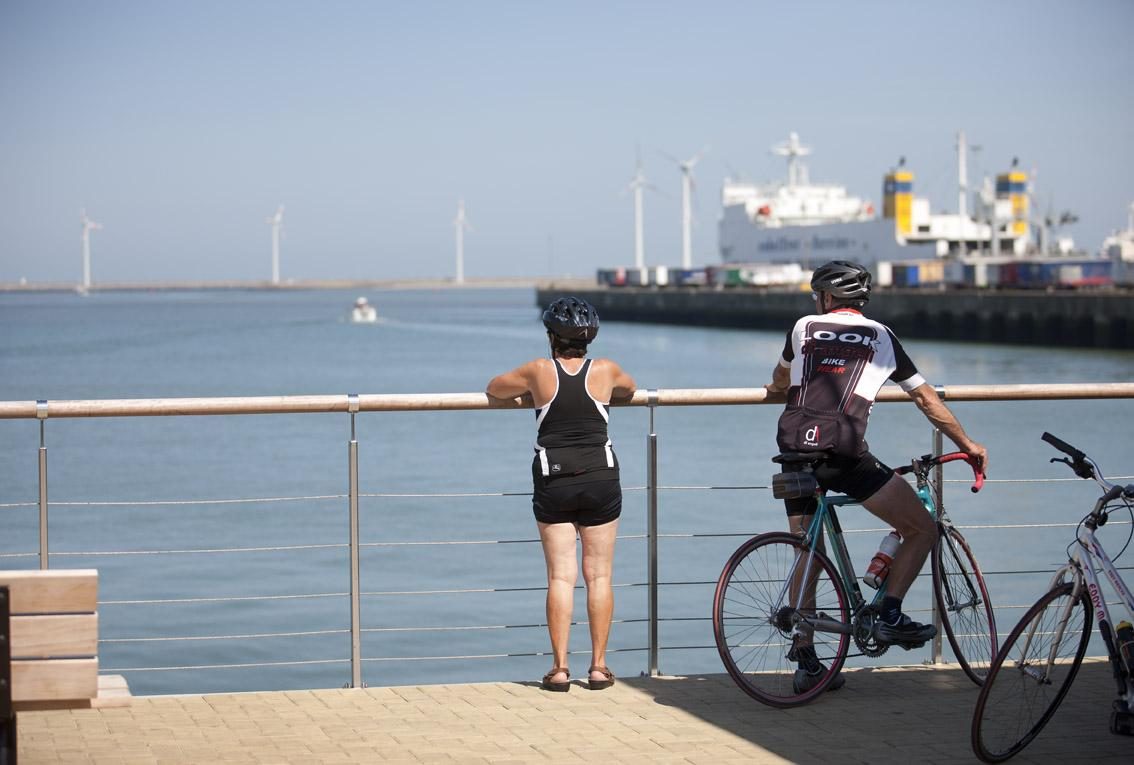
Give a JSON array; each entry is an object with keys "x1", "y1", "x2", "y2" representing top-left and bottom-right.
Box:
[
  {"x1": 1023, "y1": 526, "x2": 1134, "y2": 688},
  {"x1": 783, "y1": 477, "x2": 943, "y2": 638}
]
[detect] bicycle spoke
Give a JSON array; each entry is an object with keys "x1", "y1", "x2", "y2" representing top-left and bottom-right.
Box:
[
  {"x1": 934, "y1": 527, "x2": 997, "y2": 685},
  {"x1": 713, "y1": 534, "x2": 849, "y2": 707},
  {"x1": 972, "y1": 583, "x2": 1091, "y2": 762}
]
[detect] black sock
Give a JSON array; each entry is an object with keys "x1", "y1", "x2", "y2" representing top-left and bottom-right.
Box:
[{"x1": 881, "y1": 595, "x2": 902, "y2": 625}]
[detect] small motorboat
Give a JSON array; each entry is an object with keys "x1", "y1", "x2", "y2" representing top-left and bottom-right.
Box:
[{"x1": 351, "y1": 296, "x2": 377, "y2": 323}]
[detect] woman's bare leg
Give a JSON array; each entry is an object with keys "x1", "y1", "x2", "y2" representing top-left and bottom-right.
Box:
[
  {"x1": 579, "y1": 518, "x2": 618, "y2": 680},
  {"x1": 538, "y1": 520, "x2": 579, "y2": 682}
]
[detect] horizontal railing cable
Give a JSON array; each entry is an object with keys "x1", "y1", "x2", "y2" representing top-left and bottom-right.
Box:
[{"x1": 5, "y1": 383, "x2": 1133, "y2": 687}]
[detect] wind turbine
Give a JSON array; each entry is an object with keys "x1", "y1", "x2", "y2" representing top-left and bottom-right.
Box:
[
  {"x1": 625, "y1": 150, "x2": 649, "y2": 270},
  {"x1": 266, "y1": 205, "x2": 284, "y2": 284},
  {"x1": 454, "y1": 199, "x2": 471, "y2": 284},
  {"x1": 662, "y1": 145, "x2": 710, "y2": 269},
  {"x1": 79, "y1": 208, "x2": 102, "y2": 290}
]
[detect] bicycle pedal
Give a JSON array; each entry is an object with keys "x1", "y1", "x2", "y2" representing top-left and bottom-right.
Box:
[
  {"x1": 1109, "y1": 709, "x2": 1134, "y2": 736},
  {"x1": 891, "y1": 639, "x2": 930, "y2": 651}
]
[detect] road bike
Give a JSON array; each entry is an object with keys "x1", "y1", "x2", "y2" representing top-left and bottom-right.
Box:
[
  {"x1": 971, "y1": 432, "x2": 1134, "y2": 762},
  {"x1": 713, "y1": 449, "x2": 994, "y2": 707}
]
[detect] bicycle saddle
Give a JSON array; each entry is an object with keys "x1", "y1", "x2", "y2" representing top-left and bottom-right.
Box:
[{"x1": 773, "y1": 451, "x2": 831, "y2": 466}]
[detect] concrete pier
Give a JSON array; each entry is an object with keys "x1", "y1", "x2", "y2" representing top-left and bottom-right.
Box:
[{"x1": 538, "y1": 286, "x2": 1134, "y2": 349}]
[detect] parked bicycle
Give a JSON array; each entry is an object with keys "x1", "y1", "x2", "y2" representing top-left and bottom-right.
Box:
[
  {"x1": 713, "y1": 450, "x2": 994, "y2": 707},
  {"x1": 971, "y1": 432, "x2": 1134, "y2": 762}
]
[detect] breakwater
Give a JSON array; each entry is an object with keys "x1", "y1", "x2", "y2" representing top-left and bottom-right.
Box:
[{"x1": 536, "y1": 286, "x2": 1134, "y2": 350}]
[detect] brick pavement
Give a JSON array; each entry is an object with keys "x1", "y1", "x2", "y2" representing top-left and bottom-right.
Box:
[{"x1": 14, "y1": 661, "x2": 1132, "y2": 764}]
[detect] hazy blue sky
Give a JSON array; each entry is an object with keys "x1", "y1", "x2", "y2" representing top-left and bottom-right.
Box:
[{"x1": 1, "y1": 1, "x2": 1131, "y2": 283}]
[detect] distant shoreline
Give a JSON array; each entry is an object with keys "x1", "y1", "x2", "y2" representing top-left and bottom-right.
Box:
[{"x1": 0, "y1": 276, "x2": 594, "y2": 294}]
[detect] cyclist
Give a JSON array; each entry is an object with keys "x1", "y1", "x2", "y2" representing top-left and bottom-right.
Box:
[
  {"x1": 765, "y1": 260, "x2": 988, "y2": 693},
  {"x1": 487, "y1": 297, "x2": 636, "y2": 692}
]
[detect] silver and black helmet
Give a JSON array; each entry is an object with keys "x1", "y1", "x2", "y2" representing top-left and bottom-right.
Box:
[
  {"x1": 542, "y1": 297, "x2": 600, "y2": 342},
  {"x1": 810, "y1": 260, "x2": 872, "y2": 303}
]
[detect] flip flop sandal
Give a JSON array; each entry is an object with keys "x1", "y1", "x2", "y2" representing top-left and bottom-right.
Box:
[
  {"x1": 541, "y1": 667, "x2": 570, "y2": 692},
  {"x1": 587, "y1": 665, "x2": 615, "y2": 690}
]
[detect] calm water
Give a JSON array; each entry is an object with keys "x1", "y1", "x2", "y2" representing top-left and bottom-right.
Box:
[{"x1": 1, "y1": 287, "x2": 1132, "y2": 695}]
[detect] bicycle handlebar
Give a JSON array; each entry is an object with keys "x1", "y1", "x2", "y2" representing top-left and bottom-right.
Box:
[
  {"x1": 895, "y1": 451, "x2": 985, "y2": 493},
  {"x1": 1042, "y1": 431, "x2": 1098, "y2": 480},
  {"x1": 1041, "y1": 431, "x2": 1087, "y2": 462}
]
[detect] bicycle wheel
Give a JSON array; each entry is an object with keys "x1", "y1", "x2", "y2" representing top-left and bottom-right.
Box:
[
  {"x1": 971, "y1": 582, "x2": 1092, "y2": 763},
  {"x1": 713, "y1": 532, "x2": 850, "y2": 707},
  {"x1": 932, "y1": 525, "x2": 997, "y2": 685}
]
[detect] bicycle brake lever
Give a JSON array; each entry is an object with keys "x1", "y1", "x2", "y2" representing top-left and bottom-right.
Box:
[{"x1": 1050, "y1": 456, "x2": 1096, "y2": 480}]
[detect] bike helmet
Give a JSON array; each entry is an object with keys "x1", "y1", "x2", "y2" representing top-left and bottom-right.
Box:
[
  {"x1": 810, "y1": 260, "x2": 872, "y2": 303},
  {"x1": 542, "y1": 297, "x2": 600, "y2": 342}
]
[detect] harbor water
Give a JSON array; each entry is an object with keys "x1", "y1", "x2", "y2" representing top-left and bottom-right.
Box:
[{"x1": 1, "y1": 287, "x2": 1132, "y2": 696}]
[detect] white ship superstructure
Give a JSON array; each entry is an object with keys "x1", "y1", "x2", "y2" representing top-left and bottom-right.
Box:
[
  {"x1": 1102, "y1": 202, "x2": 1134, "y2": 285},
  {"x1": 718, "y1": 132, "x2": 1032, "y2": 270}
]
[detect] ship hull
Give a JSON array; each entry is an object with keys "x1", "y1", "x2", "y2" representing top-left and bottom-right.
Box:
[{"x1": 718, "y1": 206, "x2": 936, "y2": 268}]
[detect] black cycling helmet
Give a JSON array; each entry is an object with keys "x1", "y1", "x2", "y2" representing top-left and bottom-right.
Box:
[
  {"x1": 810, "y1": 260, "x2": 872, "y2": 303},
  {"x1": 542, "y1": 296, "x2": 600, "y2": 342}
]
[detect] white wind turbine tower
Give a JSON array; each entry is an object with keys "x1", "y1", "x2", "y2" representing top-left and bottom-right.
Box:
[
  {"x1": 79, "y1": 208, "x2": 102, "y2": 290},
  {"x1": 626, "y1": 152, "x2": 649, "y2": 270},
  {"x1": 663, "y1": 146, "x2": 709, "y2": 269},
  {"x1": 454, "y1": 199, "x2": 471, "y2": 284},
  {"x1": 266, "y1": 205, "x2": 284, "y2": 284}
]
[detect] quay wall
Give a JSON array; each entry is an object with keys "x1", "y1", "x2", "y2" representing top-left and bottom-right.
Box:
[{"x1": 536, "y1": 287, "x2": 1134, "y2": 350}]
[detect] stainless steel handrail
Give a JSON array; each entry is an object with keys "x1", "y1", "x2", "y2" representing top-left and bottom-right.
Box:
[
  {"x1": 3, "y1": 382, "x2": 1133, "y2": 689},
  {"x1": 2, "y1": 382, "x2": 1132, "y2": 419}
]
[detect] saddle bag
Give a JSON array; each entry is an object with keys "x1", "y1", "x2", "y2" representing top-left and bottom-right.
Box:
[{"x1": 772, "y1": 470, "x2": 818, "y2": 500}]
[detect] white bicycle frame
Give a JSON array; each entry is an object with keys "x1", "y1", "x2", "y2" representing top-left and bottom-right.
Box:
[{"x1": 1025, "y1": 523, "x2": 1134, "y2": 686}]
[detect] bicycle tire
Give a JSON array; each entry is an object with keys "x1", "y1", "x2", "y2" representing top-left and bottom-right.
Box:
[
  {"x1": 712, "y1": 532, "x2": 850, "y2": 707},
  {"x1": 932, "y1": 525, "x2": 997, "y2": 685},
  {"x1": 971, "y1": 581, "x2": 1092, "y2": 763}
]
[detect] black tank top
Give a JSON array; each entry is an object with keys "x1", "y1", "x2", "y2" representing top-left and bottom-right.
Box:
[{"x1": 533, "y1": 358, "x2": 618, "y2": 483}]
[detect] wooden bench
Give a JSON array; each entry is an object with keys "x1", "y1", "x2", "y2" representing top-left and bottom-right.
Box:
[{"x1": 1, "y1": 569, "x2": 130, "y2": 764}]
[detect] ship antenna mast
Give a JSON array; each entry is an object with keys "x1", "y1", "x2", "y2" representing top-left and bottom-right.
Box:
[
  {"x1": 772, "y1": 132, "x2": 811, "y2": 188},
  {"x1": 957, "y1": 130, "x2": 968, "y2": 220}
]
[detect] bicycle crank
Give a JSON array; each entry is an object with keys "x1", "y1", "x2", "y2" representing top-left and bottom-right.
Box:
[{"x1": 853, "y1": 606, "x2": 890, "y2": 657}]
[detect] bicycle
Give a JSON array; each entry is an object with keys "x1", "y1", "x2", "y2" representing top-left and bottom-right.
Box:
[
  {"x1": 971, "y1": 432, "x2": 1134, "y2": 762},
  {"x1": 712, "y1": 449, "x2": 994, "y2": 707}
]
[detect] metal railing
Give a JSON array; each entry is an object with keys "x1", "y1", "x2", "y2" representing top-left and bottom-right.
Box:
[{"x1": 1, "y1": 382, "x2": 1133, "y2": 690}]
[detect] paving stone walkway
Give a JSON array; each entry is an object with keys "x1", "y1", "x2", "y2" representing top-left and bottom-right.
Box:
[{"x1": 15, "y1": 661, "x2": 1132, "y2": 764}]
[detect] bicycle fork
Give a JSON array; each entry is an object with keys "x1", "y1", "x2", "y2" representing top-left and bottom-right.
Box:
[{"x1": 1016, "y1": 565, "x2": 1079, "y2": 686}]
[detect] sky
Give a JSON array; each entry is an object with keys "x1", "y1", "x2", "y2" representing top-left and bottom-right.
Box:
[{"x1": 1, "y1": 0, "x2": 1132, "y2": 284}]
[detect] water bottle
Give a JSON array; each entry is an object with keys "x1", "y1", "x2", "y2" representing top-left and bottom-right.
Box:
[
  {"x1": 1116, "y1": 620, "x2": 1134, "y2": 676},
  {"x1": 863, "y1": 531, "x2": 902, "y2": 589}
]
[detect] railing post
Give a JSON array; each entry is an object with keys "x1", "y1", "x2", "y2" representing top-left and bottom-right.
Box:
[
  {"x1": 646, "y1": 389, "x2": 660, "y2": 677},
  {"x1": 37, "y1": 400, "x2": 49, "y2": 570},
  {"x1": 347, "y1": 394, "x2": 363, "y2": 688},
  {"x1": 930, "y1": 404, "x2": 945, "y2": 665}
]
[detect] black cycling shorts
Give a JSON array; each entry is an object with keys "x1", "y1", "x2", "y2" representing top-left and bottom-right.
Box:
[
  {"x1": 782, "y1": 450, "x2": 895, "y2": 517},
  {"x1": 532, "y1": 476, "x2": 622, "y2": 527}
]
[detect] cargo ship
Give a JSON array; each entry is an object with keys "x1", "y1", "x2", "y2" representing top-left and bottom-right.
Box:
[
  {"x1": 718, "y1": 131, "x2": 1033, "y2": 271},
  {"x1": 598, "y1": 132, "x2": 1125, "y2": 291}
]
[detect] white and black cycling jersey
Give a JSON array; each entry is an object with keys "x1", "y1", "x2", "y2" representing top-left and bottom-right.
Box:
[{"x1": 776, "y1": 309, "x2": 926, "y2": 456}]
